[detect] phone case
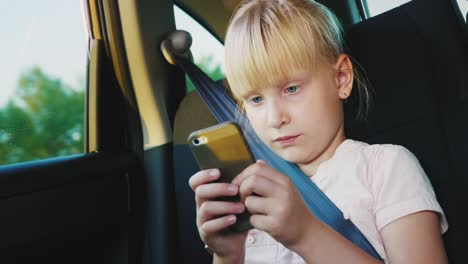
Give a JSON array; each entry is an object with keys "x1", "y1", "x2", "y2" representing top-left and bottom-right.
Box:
[{"x1": 188, "y1": 121, "x2": 254, "y2": 232}]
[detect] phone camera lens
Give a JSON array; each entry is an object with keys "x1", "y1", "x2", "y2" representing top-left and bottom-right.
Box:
[{"x1": 192, "y1": 136, "x2": 207, "y2": 145}]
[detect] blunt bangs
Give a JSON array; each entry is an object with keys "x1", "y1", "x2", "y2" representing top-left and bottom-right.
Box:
[{"x1": 225, "y1": 0, "x2": 344, "y2": 100}]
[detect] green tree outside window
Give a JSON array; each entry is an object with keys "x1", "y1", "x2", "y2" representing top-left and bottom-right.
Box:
[{"x1": 0, "y1": 67, "x2": 84, "y2": 165}]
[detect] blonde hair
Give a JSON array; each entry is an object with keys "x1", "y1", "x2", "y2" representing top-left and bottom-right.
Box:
[{"x1": 224, "y1": 0, "x2": 371, "y2": 120}]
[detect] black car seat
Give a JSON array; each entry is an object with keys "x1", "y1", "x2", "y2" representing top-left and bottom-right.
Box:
[
  {"x1": 172, "y1": 0, "x2": 467, "y2": 262},
  {"x1": 173, "y1": 89, "x2": 219, "y2": 264},
  {"x1": 345, "y1": 0, "x2": 467, "y2": 262}
]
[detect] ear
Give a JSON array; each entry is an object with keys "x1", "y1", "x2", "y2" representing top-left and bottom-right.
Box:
[{"x1": 333, "y1": 54, "x2": 354, "y2": 100}]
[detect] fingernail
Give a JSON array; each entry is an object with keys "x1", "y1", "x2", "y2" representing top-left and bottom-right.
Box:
[
  {"x1": 228, "y1": 184, "x2": 238, "y2": 194},
  {"x1": 227, "y1": 215, "x2": 236, "y2": 223},
  {"x1": 209, "y1": 169, "x2": 219, "y2": 177},
  {"x1": 235, "y1": 203, "x2": 244, "y2": 212}
]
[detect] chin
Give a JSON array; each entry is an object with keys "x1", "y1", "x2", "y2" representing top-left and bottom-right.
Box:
[{"x1": 275, "y1": 148, "x2": 306, "y2": 164}]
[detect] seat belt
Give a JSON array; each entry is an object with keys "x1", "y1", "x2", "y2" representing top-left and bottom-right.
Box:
[{"x1": 162, "y1": 31, "x2": 383, "y2": 261}]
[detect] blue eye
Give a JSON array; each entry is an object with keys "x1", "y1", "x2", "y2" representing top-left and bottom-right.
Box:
[
  {"x1": 250, "y1": 96, "x2": 263, "y2": 104},
  {"x1": 286, "y1": 86, "x2": 298, "y2": 93}
]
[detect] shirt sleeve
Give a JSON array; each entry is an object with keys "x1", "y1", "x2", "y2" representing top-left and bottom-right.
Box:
[{"x1": 370, "y1": 145, "x2": 448, "y2": 233}]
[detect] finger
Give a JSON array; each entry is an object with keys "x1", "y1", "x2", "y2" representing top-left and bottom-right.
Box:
[
  {"x1": 249, "y1": 214, "x2": 275, "y2": 233},
  {"x1": 233, "y1": 163, "x2": 260, "y2": 185},
  {"x1": 244, "y1": 195, "x2": 270, "y2": 215},
  {"x1": 239, "y1": 173, "x2": 278, "y2": 201},
  {"x1": 198, "y1": 201, "x2": 245, "y2": 223},
  {"x1": 233, "y1": 162, "x2": 283, "y2": 186},
  {"x1": 196, "y1": 183, "x2": 238, "y2": 200},
  {"x1": 256, "y1": 159, "x2": 266, "y2": 164},
  {"x1": 195, "y1": 183, "x2": 238, "y2": 207},
  {"x1": 200, "y1": 215, "x2": 237, "y2": 234},
  {"x1": 189, "y1": 169, "x2": 221, "y2": 191}
]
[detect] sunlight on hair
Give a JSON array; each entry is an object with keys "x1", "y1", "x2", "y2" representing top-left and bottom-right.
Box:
[{"x1": 225, "y1": 0, "x2": 371, "y2": 120}]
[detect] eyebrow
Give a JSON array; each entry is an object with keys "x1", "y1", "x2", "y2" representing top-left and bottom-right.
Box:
[
  {"x1": 274, "y1": 71, "x2": 310, "y2": 87},
  {"x1": 237, "y1": 73, "x2": 310, "y2": 100},
  {"x1": 276, "y1": 77, "x2": 307, "y2": 89},
  {"x1": 239, "y1": 79, "x2": 306, "y2": 100},
  {"x1": 239, "y1": 91, "x2": 259, "y2": 100}
]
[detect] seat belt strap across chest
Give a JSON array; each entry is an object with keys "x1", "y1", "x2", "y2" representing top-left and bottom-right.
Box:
[{"x1": 162, "y1": 31, "x2": 383, "y2": 261}]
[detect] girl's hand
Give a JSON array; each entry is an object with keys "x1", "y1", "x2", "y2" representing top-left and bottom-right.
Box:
[
  {"x1": 233, "y1": 160, "x2": 318, "y2": 250},
  {"x1": 189, "y1": 169, "x2": 248, "y2": 262}
]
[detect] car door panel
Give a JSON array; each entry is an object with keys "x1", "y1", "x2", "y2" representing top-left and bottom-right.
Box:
[{"x1": 0, "y1": 152, "x2": 138, "y2": 263}]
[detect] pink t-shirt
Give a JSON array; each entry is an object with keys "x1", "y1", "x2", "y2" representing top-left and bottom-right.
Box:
[{"x1": 244, "y1": 139, "x2": 448, "y2": 263}]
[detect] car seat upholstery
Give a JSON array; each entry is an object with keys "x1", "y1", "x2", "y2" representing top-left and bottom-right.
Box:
[
  {"x1": 172, "y1": 0, "x2": 467, "y2": 262},
  {"x1": 173, "y1": 89, "x2": 219, "y2": 263},
  {"x1": 346, "y1": 0, "x2": 467, "y2": 262}
]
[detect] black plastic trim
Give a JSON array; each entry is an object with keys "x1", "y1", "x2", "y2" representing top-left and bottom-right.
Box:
[{"x1": 0, "y1": 152, "x2": 135, "y2": 199}]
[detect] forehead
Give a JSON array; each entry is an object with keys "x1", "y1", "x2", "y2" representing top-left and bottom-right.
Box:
[{"x1": 236, "y1": 68, "x2": 314, "y2": 98}]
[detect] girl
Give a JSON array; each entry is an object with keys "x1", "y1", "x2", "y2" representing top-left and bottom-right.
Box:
[{"x1": 189, "y1": 0, "x2": 448, "y2": 263}]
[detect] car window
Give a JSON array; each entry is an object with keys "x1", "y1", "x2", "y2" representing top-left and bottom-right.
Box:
[
  {"x1": 173, "y1": 5, "x2": 225, "y2": 93},
  {"x1": 0, "y1": 1, "x2": 87, "y2": 165},
  {"x1": 363, "y1": 0, "x2": 411, "y2": 17}
]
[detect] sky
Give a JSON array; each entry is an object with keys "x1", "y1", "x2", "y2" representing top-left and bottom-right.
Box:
[
  {"x1": 0, "y1": 0, "x2": 405, "y2": 107},
  {"x1": 0, "y1": 2, "x2": 225, "y2": 107},
  {"x1": 0, "y1": 1, "x2": 88, "y2": 107}
]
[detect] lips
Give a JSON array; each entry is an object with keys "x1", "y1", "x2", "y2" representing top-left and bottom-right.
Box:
[{"x1": 275, "y1": 135, "x2": 299, "y2": 141}]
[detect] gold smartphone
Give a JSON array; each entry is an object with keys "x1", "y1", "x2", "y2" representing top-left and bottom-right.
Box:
[{"x1": 188, "y1": 121, "x2": 254, "y2": 232}]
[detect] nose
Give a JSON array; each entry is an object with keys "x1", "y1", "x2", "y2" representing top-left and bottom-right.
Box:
[{"x1": 266, "y1": 100, "x2": 289, "y2": 129}]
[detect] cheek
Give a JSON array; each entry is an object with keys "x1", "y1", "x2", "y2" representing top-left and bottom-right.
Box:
[
  {"x1": 293, "y1": 85, "x2": 342, "y2": 133},
  {"x1": 245, "y1": 109, "x2": 268, "y2": 138},
  {"x1": 310, "y1": 93, "x2": 343, "y2": 135},
  {"x1": 246, "y1": 109, "x2": 261, "y2": 127}
]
